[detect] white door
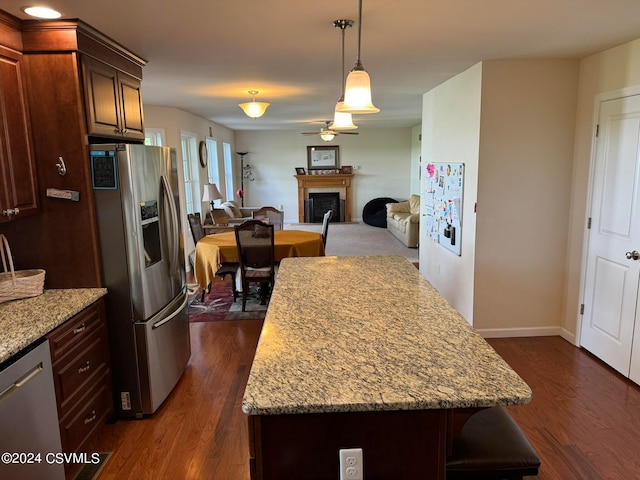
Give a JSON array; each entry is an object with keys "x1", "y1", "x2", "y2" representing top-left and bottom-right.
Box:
[{"x1": 581, "y1": 94, "x2": 640, "y2": 383}]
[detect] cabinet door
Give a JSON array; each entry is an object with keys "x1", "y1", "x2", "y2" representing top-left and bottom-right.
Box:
[
  {"x1": 118, "y1": 71, "x2": 145, "y2": 140},
  {"x1": 0, "y1": 47, "x2": 39, "y2": 221},
  {"x1": 82, "y1": 56, "x2": 145, "y2": 141},
  {"x1": 82, "y1": 56, "x2": 121, "y2": 138}
]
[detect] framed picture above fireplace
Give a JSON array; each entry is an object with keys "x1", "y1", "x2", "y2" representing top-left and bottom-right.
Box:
[{"x1": 307, "y1": 145, "x2": 339, "y2": 170}]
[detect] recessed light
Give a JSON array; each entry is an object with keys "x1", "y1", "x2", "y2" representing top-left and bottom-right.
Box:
[{"x1": 22, "y1": 6, "x2": 63, "y2": 19}]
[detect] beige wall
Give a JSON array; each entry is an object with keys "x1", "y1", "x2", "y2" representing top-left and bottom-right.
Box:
[
  {"x1": 235, "y1": 128, "x2": 413, "y2": 223},
  {"x1": 564, "y1": 38, "x2": 640, "y2": 342},
  {"x1": 420, "y1": 59, "x2": 580, "y2": 334},
  {"x1": 475, "y1": 59, "x2": 579, "y2": 333},
  {"x1": 420, "y1": 63, "x2": 482, "y2": 322},
  {"x1": 144, "y1": 105, "x2": 236, "y2": 267}
]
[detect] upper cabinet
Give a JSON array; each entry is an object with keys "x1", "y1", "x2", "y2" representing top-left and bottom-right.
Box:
[
  {"x1": 82, "y1": 55, "x2": 145, "y2": 141},
  {"x1": 0, "y1": 20, "x2": 39, "y2": 223}
]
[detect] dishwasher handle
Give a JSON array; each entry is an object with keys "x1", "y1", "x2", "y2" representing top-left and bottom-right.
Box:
[{"x1": 0, "y1": 362, "x2": 44, "y2": 402}]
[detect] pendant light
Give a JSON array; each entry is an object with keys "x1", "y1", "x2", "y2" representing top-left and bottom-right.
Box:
[
  {"x1": 238, "y1": 90, "x2": 270, "y2": 119},
  {"x1": 337, "y1": 0, "x2": 380, "y2": 114},
  {"x1": 330, "y1": 19, "x2": 357, "y2": 130}
]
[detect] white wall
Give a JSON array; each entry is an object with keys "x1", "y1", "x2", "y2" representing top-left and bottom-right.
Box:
[
  {"x1": 235, "y1": 128, "x2": 414, "y2": 223},
  {"x1": 420, "y1": 63, "x2": 482, "y2": 323},
  {"x1": 564, "y1": 38, "x2": 640, "y2": 342}
]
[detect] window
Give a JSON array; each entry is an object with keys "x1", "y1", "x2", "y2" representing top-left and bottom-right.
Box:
[
  {"x1": 206, "y1": 138, "x2": 220, "y2": 188},
  {"x1": 181, "y1": 133, "x2": 199, "y2": 214},
  {"x1": 223, "y1": 143, "x2": 234, "y2": 202},
  {"x1": 144, "y1": 128, "x2": 165, "y2": 146}
]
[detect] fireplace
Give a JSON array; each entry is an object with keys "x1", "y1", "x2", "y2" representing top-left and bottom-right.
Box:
[
  {"x1": 305, "y1": 192, "x2": 343, "y2": 223},
  {"x1": 295, "y1": 173, "x2": 354, "y2": 223}
]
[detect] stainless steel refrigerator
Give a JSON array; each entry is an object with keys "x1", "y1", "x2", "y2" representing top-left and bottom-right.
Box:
[{"x1": 90, "y1": 143, "x2": 191, "y2": 418}]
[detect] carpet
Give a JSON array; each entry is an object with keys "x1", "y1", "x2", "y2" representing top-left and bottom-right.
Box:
[
  {"x1": 287, "y1": 221, "x2": 419, "y2": 263},
  {"x1": 188, "y1": 278, "x2": 268, "y2": 322}
]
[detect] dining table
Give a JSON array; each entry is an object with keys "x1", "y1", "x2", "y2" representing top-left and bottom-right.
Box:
[{"x1": 194, "y1": 229, "x2": 325, "y2": 290}]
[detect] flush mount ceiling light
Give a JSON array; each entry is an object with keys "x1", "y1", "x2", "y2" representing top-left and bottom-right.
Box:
[
  {"x1": 238, "y1": 90, "x2": 270, "y2": 119},
  {"x1": 337, "y1": 0, "x2": 380, "y2": 114},
  {"x1": 22, "y1": 5, "x2": 62, "y2": 19},
  {"x1": 330, "y1": 19, "x2": 358, "y2": 131}
]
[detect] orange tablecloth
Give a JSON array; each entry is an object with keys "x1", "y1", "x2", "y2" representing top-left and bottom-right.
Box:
[{"x1": 194, "y1": 229, "x2": 325, "y2": 289}]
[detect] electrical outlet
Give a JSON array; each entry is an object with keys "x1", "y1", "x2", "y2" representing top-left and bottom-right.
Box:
[{"x1": 339, "y1": 448, "x2": 363, "y2": 480}]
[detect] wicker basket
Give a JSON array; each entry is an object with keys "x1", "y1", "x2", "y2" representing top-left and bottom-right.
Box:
[{"x1": 0, "y1": 234, "x2": 45, "y2": 303}]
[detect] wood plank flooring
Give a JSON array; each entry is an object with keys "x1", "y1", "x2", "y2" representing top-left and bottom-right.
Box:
[
  {"x1": 488, "y1": 336, "x2": 640, "y2": 480},
  {"x1": 86, "y1": 323, "x2": 640, "y2": 479}
]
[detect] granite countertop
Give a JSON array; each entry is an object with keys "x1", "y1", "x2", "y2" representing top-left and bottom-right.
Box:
[
  {"x1": 242, "y1": 256, "x2": 532, "y2": 416},
  {"x1": 0, "y1": 288, "x2": 107, "y2": 364}
]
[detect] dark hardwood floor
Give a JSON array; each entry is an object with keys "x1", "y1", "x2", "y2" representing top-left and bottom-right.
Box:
[
  {"x1": 489, "y1": 336, "x2": 640, "y2": 480},
  {"x1": 86, "y1": 322, "x2": 640, "y2": 479}
]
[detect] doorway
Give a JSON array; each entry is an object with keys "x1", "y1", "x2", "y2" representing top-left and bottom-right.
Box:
[{"x1": 581, "y1": 93, "x2": 640, "y2": 384}]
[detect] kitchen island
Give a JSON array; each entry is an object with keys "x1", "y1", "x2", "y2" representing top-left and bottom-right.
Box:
[{"x1": 242, "y1": 256, "x2": 531, "y2": 479}]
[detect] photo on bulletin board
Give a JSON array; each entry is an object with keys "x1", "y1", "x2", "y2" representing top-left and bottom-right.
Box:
[{"x1": 423, "y1": 162, "x2": 464, "y2": 256}]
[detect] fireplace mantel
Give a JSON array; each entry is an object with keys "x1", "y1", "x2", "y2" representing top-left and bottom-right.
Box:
[{"x1": 295, "y1": 174, "x2": 354, "y2": 223}]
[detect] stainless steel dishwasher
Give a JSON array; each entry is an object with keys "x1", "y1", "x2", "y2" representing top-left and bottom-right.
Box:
[{"x1": 0, "y1": 339, "x2": 65, "y2": 480}]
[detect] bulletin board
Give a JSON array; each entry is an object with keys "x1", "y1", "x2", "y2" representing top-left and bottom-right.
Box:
[{"x1": 424, "y1": 163, "x2": 464, "y2": 256}]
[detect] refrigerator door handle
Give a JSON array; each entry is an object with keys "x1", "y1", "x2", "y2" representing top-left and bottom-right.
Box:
[
  {"x1": 161, "y1": 175, "x2": 180, "y2": 276},
  {"x1": 152, "y1": 293, "x2": 188, "y2": 329}
]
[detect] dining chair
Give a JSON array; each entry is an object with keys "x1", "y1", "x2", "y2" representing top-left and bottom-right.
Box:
[
  {"x1": 252, "y1": 206, "x2": 284, "y2": 230},
  {"x1": 321, "y1": 209, "x2": 333, "y2": 246},
  {"x1": 188, "y1": 213, "x2": 237, "y2": 302},
  {"x1": 234, "y1": 220, "x2": 276, "y2": 311}
]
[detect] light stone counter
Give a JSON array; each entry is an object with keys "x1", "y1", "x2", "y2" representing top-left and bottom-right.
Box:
[
  {"x1": 0, "y1": 288, "x2": 107, "y2": 364},
  {"x1": 242, "y1": 256, "x2": 531, "y2": 416}
]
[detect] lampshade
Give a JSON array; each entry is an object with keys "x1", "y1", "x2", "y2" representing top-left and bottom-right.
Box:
[
  {"x1": 202, "y1": 183, "x2": 223, "y2": 202},
  {"x1": 337, "y1": 0, "x2": 379, "y2": 114},
  {"x1": 330, "y1": 99, "x2": 358, "y2": 130},
  {"x1": 238, "y1": 90, "x2": 270, "y2": 119},
  {"x1": 337, "y1": 68, "x2": 379, "y2": 114},
  {"x1": 320, "y1": 130, "x2": 336, "y2": 142}
]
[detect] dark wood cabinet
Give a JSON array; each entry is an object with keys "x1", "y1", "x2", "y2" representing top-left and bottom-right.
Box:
[
  {"x1": 47, "y1": 299, "x2": 112, "y2": 479},
  {"x1": 82, "y1": 55, "x2": 144, "y2": 141},
  {"x1": 0, "y1": 19, "x2": 146, "y2": 288},
  {"x1": 0, "y1": 22, "x2": 39, "y2": 223}
]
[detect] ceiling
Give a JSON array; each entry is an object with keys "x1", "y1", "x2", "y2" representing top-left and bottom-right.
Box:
[{"x1": 5, "y1": 0, "x2": 640, "y2": 132}]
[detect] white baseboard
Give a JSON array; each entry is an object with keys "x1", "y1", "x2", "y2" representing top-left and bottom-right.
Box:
[{"x1": 477, "y1": 326, "x2": 565, "y2": 338}]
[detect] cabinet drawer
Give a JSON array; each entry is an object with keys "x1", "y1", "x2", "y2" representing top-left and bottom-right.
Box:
[
  {"x1": 59, "y1": 379, "x2": 112, "y2": 453},
  {"x1": 48, "y1": 300, "x2": 105, "y2": 363},
  {"x1": 53, "y1": 328, "x2": 109, "y2": 415}
]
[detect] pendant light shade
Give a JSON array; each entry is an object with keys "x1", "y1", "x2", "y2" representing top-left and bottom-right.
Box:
[
  {"x1": 330, "y1": 19, "x2": 358, "y2": 130},
  {"x1": 238, "y1": 90, "x2": 270, "y2": 119},
  {"x1": 338, "y1": 0, "x2": 379, "y2": 114},
  {"x1": 331, "y1": 100, "x2": 358, "y2": 129}
]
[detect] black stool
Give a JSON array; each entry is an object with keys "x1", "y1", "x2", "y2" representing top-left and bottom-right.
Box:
[{"x1": 447, "y1": 406, "x2": 540, "y2": 480}]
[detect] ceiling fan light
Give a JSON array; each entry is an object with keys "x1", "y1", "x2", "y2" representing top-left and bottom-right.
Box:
[
  {"x1": 330, "y1": 101, "x2": 358, "y2": 130},
  {"x1": 320, "y1": 131, "x2": 336, "y2": 142},
  {"x1": 338, "y1": 68, "x2": 379, "y2": 114}
]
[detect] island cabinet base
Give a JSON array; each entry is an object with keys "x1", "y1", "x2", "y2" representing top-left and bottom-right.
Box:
[{"x1": 248, "y1": 409, "x2": 447, "y2": 480}]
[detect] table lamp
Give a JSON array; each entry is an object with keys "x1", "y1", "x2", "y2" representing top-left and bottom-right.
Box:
[{"x1": 202, "y1": 183, "x2": 223, "y2": 214}]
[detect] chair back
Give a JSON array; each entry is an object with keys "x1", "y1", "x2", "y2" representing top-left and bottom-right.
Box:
[
  {"x1": 321, "y1": 209, "x2": 333, "y2": 246},
  {"x1": 253, "y1": 206, "x2": 284, "y2": 230},
  {"x1": 187, "y1": 212, "x2": 205, "y2": 244},
  {"x1": 235, "y1": 220, "x2": 276, "y2": 271}
]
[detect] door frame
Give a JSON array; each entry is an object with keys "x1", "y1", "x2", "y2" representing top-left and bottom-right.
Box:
[{"x1": 576, "y1": 84, "x2": 640, "y2": 347}]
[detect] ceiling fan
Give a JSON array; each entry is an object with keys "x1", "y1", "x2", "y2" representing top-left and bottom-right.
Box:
[{"x1": 301, "y1": 121, "x2": 359, "y2": 142}]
